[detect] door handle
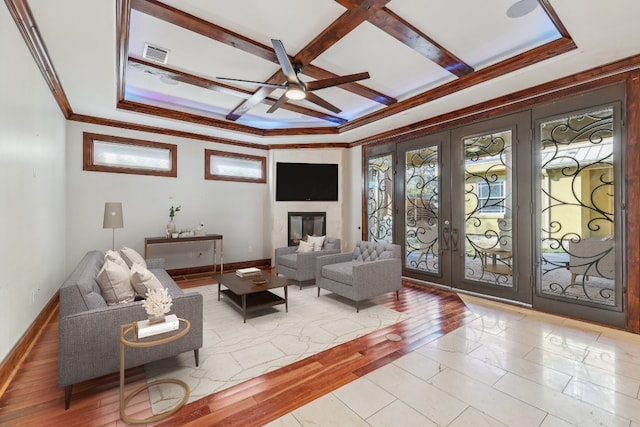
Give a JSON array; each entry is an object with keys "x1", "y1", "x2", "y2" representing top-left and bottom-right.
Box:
[
  {"x1": 442, "y1": 222, "x2": 451, "y2": 251},
  {"x1": 451, "y1": 228, "x2": 459, "y2": 252}
]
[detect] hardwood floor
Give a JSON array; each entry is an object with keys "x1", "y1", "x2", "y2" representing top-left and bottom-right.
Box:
[{"x1": 0, "y1": 278, "x2": 473, "y2": 426}]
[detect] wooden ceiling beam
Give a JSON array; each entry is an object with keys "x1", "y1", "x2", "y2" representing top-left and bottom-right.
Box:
[
  {"x1": 131, "y1": 0, "x2": 395, "y2": 122},
  {"x1": 335, "y1": 0, "x2": 472, "y2": 77},
  {"x1": 369, "y1": 7, "x2": 473, "y2": 77}
]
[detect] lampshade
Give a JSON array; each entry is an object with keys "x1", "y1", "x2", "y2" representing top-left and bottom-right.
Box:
[{"x1": 103, "y1": 202, "x2": 124, "y2": 229}]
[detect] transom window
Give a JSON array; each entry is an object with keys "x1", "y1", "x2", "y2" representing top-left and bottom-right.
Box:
[
  {"x1": 83, "y1": 132, "x2": 177, "y2": 177},
  {"x1": 205, "y1": 149, "x2": 266, "y2": 183}
]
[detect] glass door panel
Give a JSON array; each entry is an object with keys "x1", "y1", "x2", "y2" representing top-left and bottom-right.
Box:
[
  {"x1": 366, "y1": 153, "x2": 394, "y2": 243},
  {"x1": 537, "y1": 107, "x2": 619, "y2": 307},
  {"x1": 463, "y1": 131, "x2": 514, "y2": 287},
  {"x1": 405, "y1": 146, "x2": 440, "y2": 274}
]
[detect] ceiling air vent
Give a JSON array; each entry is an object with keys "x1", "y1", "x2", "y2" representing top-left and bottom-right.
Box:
[{"x1": 142, "y1": 43, "x2": 169, "y2": 64}]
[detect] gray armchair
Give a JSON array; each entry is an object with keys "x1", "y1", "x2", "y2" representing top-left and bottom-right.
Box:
[
  {"x1": 275, "y1": 237, "x2": 341, "y2": 288},
  {"x1": 316, "y1": 241, "x2": 401, "y2": 311}
]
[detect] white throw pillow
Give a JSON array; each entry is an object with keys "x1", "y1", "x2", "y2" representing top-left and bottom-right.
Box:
[
  {"x1": 130, "y1": 263, "x2": 164, "y2": 296},
  {"x1": 306, "y1": 235, "x2": 326, "y2": 251},
  {"x1": 296, "y1": 240, "x2": 314, "y2": 253},
  {"x1": 96, "y1": 259, "x2": 135, "y2": 305},
  {"x1": 105, "y1": 249, "x2": 130, "y2": 271},
  {"x1": 120, "y1": 246, "x2": 147, "y2": 269}
]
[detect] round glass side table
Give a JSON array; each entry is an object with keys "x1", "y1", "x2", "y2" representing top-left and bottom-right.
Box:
[{"x1": 119, "y1": 318, "x2": 190, "y2": 424}]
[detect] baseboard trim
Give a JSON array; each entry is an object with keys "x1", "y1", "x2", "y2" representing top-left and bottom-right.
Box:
[{"x1": 0, "y1": 291, "x2": 59, "y2": 399}]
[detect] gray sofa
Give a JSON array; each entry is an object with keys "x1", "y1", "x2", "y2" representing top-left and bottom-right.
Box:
[
  {"x1": 275, "y1": 237, "x2": 341, "y2": 288},
  {"x1": 316, "y1": 241, "x2": 402, "y2": 311},
  {"x1": 58, "y1": 250, "x2": 203, "y2": 409}
]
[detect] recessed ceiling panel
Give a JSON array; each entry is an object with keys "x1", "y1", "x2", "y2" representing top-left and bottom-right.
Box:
[
  {"x1": 311, "y1": 21, "x2": 456, "y2": 101},
  {"x1": 388, "y1": 0, "x2": 561, "y2": 69},
  {"x1": 159, "y1": 0, "x2": 346, "y2": 54}
]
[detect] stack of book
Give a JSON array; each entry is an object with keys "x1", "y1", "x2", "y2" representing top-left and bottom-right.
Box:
[
  {"x1": 136, "y1": 314, "x2": 179, "y2": 338},
  {"x1": 236, "y1": 267, "x2": 261, "y2": 277}
]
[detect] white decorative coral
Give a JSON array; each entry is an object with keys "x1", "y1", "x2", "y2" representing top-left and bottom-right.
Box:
[{"x1": 142, "y1": 288, "x2": 173, "y2": 317}]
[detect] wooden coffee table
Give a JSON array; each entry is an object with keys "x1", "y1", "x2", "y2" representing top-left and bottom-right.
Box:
[{"x1": 213, "y1": 271, "x2": 291, "y2": 323}]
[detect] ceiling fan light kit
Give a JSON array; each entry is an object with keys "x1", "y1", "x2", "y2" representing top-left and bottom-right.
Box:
[{"x1": 285, "y1": 86, "x2": 306, "y2": 100}]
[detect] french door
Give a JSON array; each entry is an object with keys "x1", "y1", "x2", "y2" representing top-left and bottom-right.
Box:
[
  {"x1": 393, "y1": 112, "x2": 532, "y2": 304},
  {"x1": 365, "y1": 85, "x2": 625, "y2": 326}
]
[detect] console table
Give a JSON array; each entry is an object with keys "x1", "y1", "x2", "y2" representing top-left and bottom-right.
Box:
[{"x1": 144, "y1": 234, "x2": 223, "y2": 273}]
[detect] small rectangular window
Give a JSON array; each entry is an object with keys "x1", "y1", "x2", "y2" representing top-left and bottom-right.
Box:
[
  {"x1": 205, "y1": 149, "x2": 266, "y2": 183},
  {"x1": 83, "y1": 133, "x2": 177, "y2": 177}
]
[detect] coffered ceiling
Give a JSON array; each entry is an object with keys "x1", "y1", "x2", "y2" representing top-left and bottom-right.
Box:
[{"x1": 13, "y1": 0, "x2": 640, "y2": 146}]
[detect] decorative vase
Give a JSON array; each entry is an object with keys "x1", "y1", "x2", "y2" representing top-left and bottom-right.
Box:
[
  {"x1": 147, "y1": 314, "x2": 165, "y2": 324},
  {"x1": 167, "y1": 220, "x2": 176, "y2": 235}
]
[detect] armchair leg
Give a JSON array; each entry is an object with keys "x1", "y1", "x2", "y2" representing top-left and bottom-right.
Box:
[
  {"x1": 194, "y1": 349, "x2": 200, "y2": 367},
  {"x1": 356, "y1": 301, "x2": 360, "y2": 313},
  {"x1": 317, "y1": 287, "x2": 321, "y2": 297},
  {"x1": 396, "y1": 290, "x2": 400, "y2": 301},
  {"x1": 64, "y1": 385, "x2": 72, "y2": 409}
]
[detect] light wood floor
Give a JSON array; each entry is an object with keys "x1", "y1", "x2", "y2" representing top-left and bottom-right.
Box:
[{"x1": 0, "y1": 277, "x2": 473, "y2": 426}]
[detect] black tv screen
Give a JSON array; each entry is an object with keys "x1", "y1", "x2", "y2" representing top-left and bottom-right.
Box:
[{"x1": 276, "y1": 162, "x2": 338, "y2": 201}]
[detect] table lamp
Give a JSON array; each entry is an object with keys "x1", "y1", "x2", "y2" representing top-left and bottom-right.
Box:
[{"x1": 103, "y1": 202, "x2": 124, "y2": 250}]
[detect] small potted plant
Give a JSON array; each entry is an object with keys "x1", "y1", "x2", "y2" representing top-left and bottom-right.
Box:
[{"x1": 167, "y1": 205, "x2": 181, "y2": 234}]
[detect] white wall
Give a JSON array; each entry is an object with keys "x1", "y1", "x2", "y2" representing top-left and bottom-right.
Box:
[
  {"x1": 0, "y1": 6, "x2": 67, "y2": 362},
  {"x1": 344, "y1": 144, "x2": 363, "y2": 250},
  {"x1": 65, "y1": 122, "x2": 273, "y2": 272}
]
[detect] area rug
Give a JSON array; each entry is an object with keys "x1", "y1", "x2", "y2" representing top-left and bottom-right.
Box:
[{"x1": 144, "y1": 284, "x2": 409, "y2": 413}]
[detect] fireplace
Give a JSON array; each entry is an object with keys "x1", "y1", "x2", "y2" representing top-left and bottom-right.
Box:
[{"x1": 288, "y1": 212, "x2": 326, "y2": 246}]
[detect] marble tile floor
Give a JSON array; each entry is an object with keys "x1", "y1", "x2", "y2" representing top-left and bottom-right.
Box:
[{"x1": 266, "y1": 294, "x2": 640, "y2": 427}]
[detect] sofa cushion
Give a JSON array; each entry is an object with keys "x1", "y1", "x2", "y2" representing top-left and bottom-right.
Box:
[
  {"x1": 105, "y1": 249, "x2": 130, "y2": 271},
  {"x1": 306, "y1": 235, "x2": 326, "y2": 251},
  {"x1": 322, "y1": 261, "x2": 361, "y2": 285},
  {"x1": 353, "y1": 242, "x2": 396, "y2": 262},
  {"x1": 120, "y1": 246, "x2": 147, "y2": 269},
  {"x1": 279, "y1": 253, "x2": 299, "y2": 269},
  {"x1": 96, "y1": 259, "x2": 135, "y2": 305},
  {"x1": 130, "y1": 263, "x2": 164, "y2": 296},
  {"x1": 296, "y1": 240, "x2": 314, "y2": 253},
  {"x1": 324, "y1": 240, "x2": 336, "y2": 250}
]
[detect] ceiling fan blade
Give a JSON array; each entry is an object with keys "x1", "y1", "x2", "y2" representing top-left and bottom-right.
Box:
[
  {"x1": 216, "y1": 76, "x2": 287, "y2": 89},
  {"x1": 271, "y1": 39, "x2": 299, "y2": 84},
  {"x1": 305, "y1": 72, "x2": 370, "y2": 91},
  {"x1": 305, "y1": 92, "x2": 342, "y2": 114},
  {"x1": 267, "y1": 93, "x2": 289, "y2": 114}
]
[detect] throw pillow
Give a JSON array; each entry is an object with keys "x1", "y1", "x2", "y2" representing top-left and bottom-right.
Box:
[
  {"x1": 296, "y1": 240, "x2": 314, "y2": 253},
  {"x1": 120, "y1": 246, "x2": 147, "y2": 269},
  {"x1": 306, "y1": 235, "x2": 326, "y2": 251},
  {"x1": 130, "y1": 263, "x2": 164, "y2": 296},
  {"x1": 96, "y1": 259, "x2": 135, "y2": 305},
  {"x1": 105, "y1": 249, "x2": 130, "y2": 271}
]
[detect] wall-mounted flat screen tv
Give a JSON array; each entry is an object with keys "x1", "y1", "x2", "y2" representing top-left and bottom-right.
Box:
[{"x1": 276, "y1": 162, "x2": 338, "y2": 201}]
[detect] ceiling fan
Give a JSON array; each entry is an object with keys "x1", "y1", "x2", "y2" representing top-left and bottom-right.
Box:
[{"x1": 217, "y1": 39, "x2": 370, "y2": 114}]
